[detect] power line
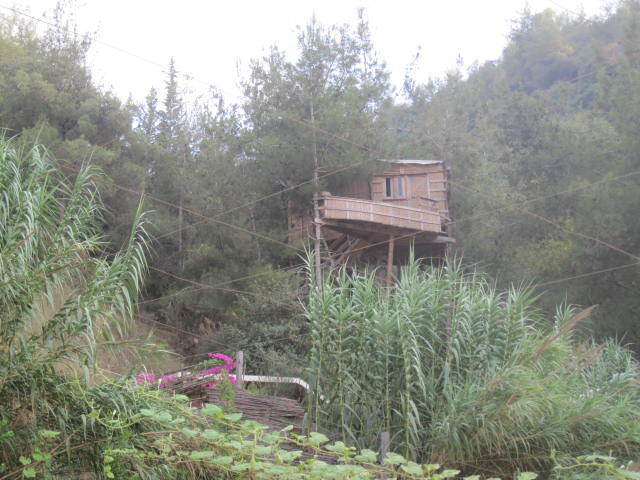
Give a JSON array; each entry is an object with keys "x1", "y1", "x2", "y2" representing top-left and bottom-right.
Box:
[
  {"x1": 0, "y1": 3, "x2": 212, "y2": 88},
  {"x1": 537, "y1": 261, "x2": 640, "y2": 287},
  {"x1": 149, "y1": 166, "x2": 640, "y2": 298},
  {"x1": 283, "y1": 113, "x2": 640, "y2": 264},
  {"x1": 8, "y1": 0, "x2": 628, "y2": 268},
  {"x1": 152, "y1": 160, "x2": 367, "y2": 243},
  {"x1": 8, "y1": 1, "x2": 636, "y2": 312},
  {"x1": 148, "y1": 266, "x2": 302, "y2": 311},
  {"x1": 450, "y1": 179, "x2": 640, "y2": 262},
  {"x1": 547, "y1": 0, "x2": 583, "y2": 17},
  {"x1": 137, "y1": 315, "x2": 305, "y2": 374},
  {"x1": 58, "y1": 163, "x2": 305, "y2": 253},
  {"x1": 138, "y1": 262, "x2": 307, "y2": 307},
  {"x1": 445, "y1": 169, "x2": 640, "y2": 229}
]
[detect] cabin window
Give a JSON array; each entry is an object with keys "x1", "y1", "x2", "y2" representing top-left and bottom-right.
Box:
[
  {"x1": 384, "y1": 176, "x2": 406, "y2": 199},
  {"x1": 396, "y1": 177, "x2": 404, "y2": 197},
  {"x1": 385, "y1": 178, "x2": 392, "y2": 197}
]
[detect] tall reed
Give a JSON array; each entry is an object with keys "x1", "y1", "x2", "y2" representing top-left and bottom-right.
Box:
[
  {"x1": 0, "y1": 138, "x2": 150, "y2": 473},
  {"x1": 305, "y1": 256, "x2": 640, "y2": 475}
]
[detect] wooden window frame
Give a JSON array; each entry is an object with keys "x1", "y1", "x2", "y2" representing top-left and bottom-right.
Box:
[{"x1": 383, "y1": 175, "x2": 407, "y2": 200}]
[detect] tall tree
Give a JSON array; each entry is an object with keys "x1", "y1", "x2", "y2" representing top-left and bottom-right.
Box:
[{"x1": 242, "y1": 12, "x2": 392, "y2": 231}]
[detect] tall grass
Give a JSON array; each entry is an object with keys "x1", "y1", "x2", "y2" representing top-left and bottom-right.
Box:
[
  {"x1": 0, "y1": 138, "x2": 151, "y2": 474},
  {"x1": 306, "y1": 256, "x2": 640, "y2": 476}
]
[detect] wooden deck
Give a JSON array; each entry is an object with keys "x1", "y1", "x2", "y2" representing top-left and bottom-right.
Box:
[{"x1": 319, "y1": 195, "x2": 445, "y2": 236}]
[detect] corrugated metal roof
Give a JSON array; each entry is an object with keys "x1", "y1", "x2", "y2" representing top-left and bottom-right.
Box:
[{"x1": 380, "y1": 159, "x2": 444, "y2": 165}]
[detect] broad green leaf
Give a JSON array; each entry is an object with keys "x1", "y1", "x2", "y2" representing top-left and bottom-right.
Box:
[
  {"x1": 383, "y1": 452, "x2": 407, "y2": 465},
  {"x1": 230, "y1": 462, "x2": 250, "y2": 472},
  {"x1": 308, "y1": 432, "x2": 329, "y2": 445},
  {"x1": 401, "y1": 461, "x2": 423, "y2": 475},
  {"x1": 516, "y1": 474, "x2": 538, "y2": 480},
  {"x1": 354, "y1": 449, "x2": 377, "y2": 463},
  {"x1": 211, "y1": 456, "x2": 234, "y2": 465},
  {"x1": 23, "y1": 467, "x2": 36, "y2": 478},
  {"x1": 189, "y1": 451, "x2": 214, "y2": 460},
  {"x1": 181, "y1": 427, "x2": 199, "y2": 438},
  {"x1": 441, "y1": 469, "x2": 461, "y2": 478},
  {"x1": 200, "y1": 404, "x2": 222, "y2": 416},
  {"x1": 224, "y1": 412, "x2": 243, "y2": 422},
  {"x1": 202, "y1": 429, "x2": 223, "y2": 441}
]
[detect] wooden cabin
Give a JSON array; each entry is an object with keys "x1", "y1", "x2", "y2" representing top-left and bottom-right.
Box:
[{"x1": 288, "y1": 160, "x2": 454, "y2": 268}]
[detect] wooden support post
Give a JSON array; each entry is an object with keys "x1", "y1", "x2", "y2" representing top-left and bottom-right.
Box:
[
  {"x1": 386, "y1": 236, "x2": 395, "y2": 287},
  {"x1": 235, "y1": 350, "x2": 244, "y2": 389},
  {"x1": 310, "y1": 99, "x2": 322, "y2": 288},
  {"x1": 378, "y1": 431, "x2": 390, "y2": 463}
]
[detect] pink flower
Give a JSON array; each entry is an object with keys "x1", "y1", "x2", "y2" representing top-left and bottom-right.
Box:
[
  {"x1": 207, "y1": 353, "x2": 235, "y2": 366},
  {"x1": 201, "y1": 366, "x2": 223, "y2": 375},
  {"x1": 135, "y1": 372, "x2": 156, "y2": 384},
  {"x1": 158, "y1": 375, "x2": 176, "y2": 388},
  {"x1": 204, "y1": 375, "x2": 236, "y2": 388}
]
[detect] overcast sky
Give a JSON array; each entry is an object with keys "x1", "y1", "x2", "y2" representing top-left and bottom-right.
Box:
[{"x1": 6, "y1": 0, "x2": 611, "y2": 103}]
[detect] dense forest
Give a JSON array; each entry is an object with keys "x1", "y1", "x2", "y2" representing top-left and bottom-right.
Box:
[{"x1": 1, "y1": 1, "x2": 640, "y2": 478}]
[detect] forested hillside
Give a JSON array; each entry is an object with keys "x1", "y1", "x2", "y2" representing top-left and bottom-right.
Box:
[
  {"x1": 0, "y1": 0, "x2": 638, "y2": 364},
  {"x1": 389, "y1": 2, "x2": 640, "y2": 343}
]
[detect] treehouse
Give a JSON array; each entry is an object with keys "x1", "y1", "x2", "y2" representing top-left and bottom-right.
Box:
[{"x1": 288, "y1": 160, "x2": 454, "y2": 269}]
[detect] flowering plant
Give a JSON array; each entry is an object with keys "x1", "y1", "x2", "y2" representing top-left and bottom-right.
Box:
[
  {"x1": 201, "y1": 352, "x2": 236, "y2": 386},
  {"x1": 135, "y1": 353, "x2": 236, "y2": 388}
]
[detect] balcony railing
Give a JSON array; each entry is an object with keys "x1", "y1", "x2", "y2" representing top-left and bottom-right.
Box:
[{"x1": 319, "y1": 195, "x2": 444, "y2": 234}]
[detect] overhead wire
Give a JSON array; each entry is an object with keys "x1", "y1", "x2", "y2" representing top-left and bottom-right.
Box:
[
  {"x1": 9, "y1": 0, "x2": 631, "y2": 280},
  {"x1": 0, "y1": 3, "x2": 213, "y2": 88},
  {"x1": 137, "y1": 315, "x2": 305, "y2": 374},
  {"x1": 137, "y1": 163, "x2": 640, "y2": 309},
  {"x1": 281, "y1": 113, "x2": 640, "y2": 263},
  {"x1": 450, "y1": 179, "x2": 640, "y2": 262},
  {"x1": 536, "y1": 261, "x2": 640, "y2": 288},
  {"x1": 137, "y1": 262, "x2": 307, "y2": 306},
  {"x1": 148, "y1": 266, "x2": 302, "y2": 311},
  {"x1": 152, "y1": 160, "x2": 368, "y2": 243},
  {"x1": 58, "y1": 162, "x2": 305, "y2": 253},
  {"x1": 58, "y1": 101, "x2": 640, "y2": 311}
]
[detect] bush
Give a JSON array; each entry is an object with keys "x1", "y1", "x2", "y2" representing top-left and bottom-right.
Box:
[{"x1": 198, "y1": 267, "x2": 308, "y2": 381}]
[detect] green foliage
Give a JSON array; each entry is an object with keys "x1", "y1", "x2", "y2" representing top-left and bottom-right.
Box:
[
  {"x1": 16, "y1": 383, "x2": 525, "y2": 480},
  {"x1": 242, "y1": 11, "x2": 391, "y2": 215},
  {"x1": 0, "y1": 138, "x2": 149, "y2": 374},
  {"x1": 307, "y1": 257, "x2": 640, "y2": 476},
  {"x1": 0, "y1": 137, "x2": 523, "y2": 480},
  {"x1": 5, "y1": 0, "x2": 638, "y2": 353},
  {"x1": 197, "y1": 267, "x2": 307, "y2": 380},
  {"x1": 550, "y1": 454, "x2": 640, "y2": 479},
  {"x1": 388, "y1": 1, "x2": 640, "y2": 346},
  {"x1": 0, "y1": 137, "x2": 148, "y2": 475}
]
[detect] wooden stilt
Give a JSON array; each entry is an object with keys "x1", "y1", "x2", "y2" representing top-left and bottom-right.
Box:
[
  {"x1": 378, "y1": 431, "x2": 390, "y2": 463},
  {"x1": 386, "y1": 235, "x2": 395, "y2": 287},
  {"x1": 235, "y1": 351, "x2": 244, "y2": 389},
  {"x1": 310, "y1": 100, "x2": 322, "y2": 288}
]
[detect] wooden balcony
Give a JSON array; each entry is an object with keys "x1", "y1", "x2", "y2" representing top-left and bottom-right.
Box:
[{"x1": 318, "y1": 195, "x2": 449, "y2": 243}]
